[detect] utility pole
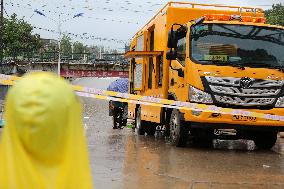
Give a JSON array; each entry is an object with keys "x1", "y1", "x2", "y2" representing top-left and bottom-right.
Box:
[
  {"x1": 0, "y1": 0, "x2": 4, "y2": 64},
  {"x1": 71, "y1": 43, "x2": 74, "y2": 60},
  {"x1": 83, "y1": 49, "x2": 86, "y2": 62},
  {"x1": 57, "y1": 14, "x2": 62, "y2": 76}
]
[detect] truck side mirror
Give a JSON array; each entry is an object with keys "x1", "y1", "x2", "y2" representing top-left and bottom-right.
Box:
[
  {"x1": 166, "y1": 50, "x2": 177, "y2": 60},
  {"x1": 167, "y1": 31, "x2": 177, "y2": 48}
]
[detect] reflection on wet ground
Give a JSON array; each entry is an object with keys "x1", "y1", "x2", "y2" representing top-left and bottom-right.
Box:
[{"x1": 83, "y1": 98, "x2": 284, "y2": 189}]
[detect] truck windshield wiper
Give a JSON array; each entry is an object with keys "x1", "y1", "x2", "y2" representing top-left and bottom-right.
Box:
[
  {"x1": 239, "y1": 61, "x2": 277, "y2": 67},
  {"x1": 197, "y1": 60, "x2": 245, "y2": 69},
  {"x1": 236, "y1": 61, "x2": 284, "y2": 72},
  {"x1": 270, "y1": 65, "x2": 284, "y2": 73}
]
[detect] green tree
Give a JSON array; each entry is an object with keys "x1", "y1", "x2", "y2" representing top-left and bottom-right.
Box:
[
  {"x1": 73, "y1": 41, "x2": 86, "y2": 60},
  {"x1": 3, "y1": 13, "x2": 42, "y2": 60},
  {"x1": 73, "y1": 41, "x2": 85, "y2": 54},
  {"x1": 47, "y1": 41, "x2": 58, "y2": 52},
  {"x1": 60, "y1": 34, "x2": 72, "y2": 56},
  {"x1": 265, "y1": 4, "x2": 284, "y2": 26}
]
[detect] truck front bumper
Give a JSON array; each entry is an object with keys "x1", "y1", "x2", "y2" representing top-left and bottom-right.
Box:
[{"x1": 181, "y1": 107, "x2": 284, "y2": 129}]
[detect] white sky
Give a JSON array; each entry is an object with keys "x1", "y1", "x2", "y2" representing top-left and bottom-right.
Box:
[{"x1": 5, "y1": 0, "x2": 284, "y2": 51}]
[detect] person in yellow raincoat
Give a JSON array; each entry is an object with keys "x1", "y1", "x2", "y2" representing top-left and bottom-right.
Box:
[{"x1": 0, "y1": 72, "x2": 94, "y2": 189}]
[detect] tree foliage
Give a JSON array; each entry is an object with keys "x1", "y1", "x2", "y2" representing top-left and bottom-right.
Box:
[
  {"x1": 59, "y1": 36, "x2": 86, "y2": 59},
  {"x1": 60, "y1": 35, "x2": 72, "y2": 56},
  {"x1": 73, "y1": 41, "x2": 85, "y2": 54},
  {"x1": 3, "y1": 13, "x2": 42, "y2": 59},
  {"x1": 265, "y1": 4, "x2": 284, "y2": 26}
]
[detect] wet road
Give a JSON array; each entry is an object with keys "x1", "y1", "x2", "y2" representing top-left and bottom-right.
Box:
[
  {"x1": 1, "y1": 78, "x2": 284, "y2": 189},
  {"x1": 83, "y1": 97, "x2": 284, "y2": 189}
]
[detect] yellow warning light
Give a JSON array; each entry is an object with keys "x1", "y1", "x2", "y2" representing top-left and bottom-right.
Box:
[
  {"x1": 251, "y1": 17, "x2": 266, "y2": 23},
  {"x1": 242, "y1": 16, "x2": 252, "y2": 22},
  {"x1": 205, "y1": 14, "x2": 266, "y2": 23},
  {"x1": 205, "y1": 14, "x2": 230, "y2": 21}
]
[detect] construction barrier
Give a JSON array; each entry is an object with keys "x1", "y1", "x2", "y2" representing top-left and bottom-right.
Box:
[{"x1": 1, "y1": 73, "x2": 284, "y2": 122}]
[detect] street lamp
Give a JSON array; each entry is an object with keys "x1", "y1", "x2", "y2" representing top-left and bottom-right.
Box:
[{"x1": 34, "y1": 10, "x2": 84, "y2": 76}]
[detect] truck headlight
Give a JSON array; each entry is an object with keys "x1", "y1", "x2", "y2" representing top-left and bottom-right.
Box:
[
  {"x1": 189, "y1": 86, "x2": 213, "y2": 104},
  {"x1": 275, "y1": 97, "x2": 284, "y2": 107}
]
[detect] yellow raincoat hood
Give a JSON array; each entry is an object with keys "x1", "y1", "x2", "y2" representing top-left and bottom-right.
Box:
[{"x1": 0, "y1": 72, "x2": 93, "y2": 189}]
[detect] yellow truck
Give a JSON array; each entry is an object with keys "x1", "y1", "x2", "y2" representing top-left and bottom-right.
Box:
[{"x1": 126, "y1": 2, "x2": 284, "y2": 149}]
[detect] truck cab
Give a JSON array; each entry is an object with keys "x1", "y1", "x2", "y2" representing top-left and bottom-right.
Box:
[{"x1": 127, "y1": 2, "x2": 284, "y2": 149}]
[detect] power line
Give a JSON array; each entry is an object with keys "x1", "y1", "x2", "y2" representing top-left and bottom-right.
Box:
[
  {"x1": 5, "y1": 2, "x2": 142, "y2": 25},
  {"x1": 32, "y1": 25, "x2": 130, "y2": 44}
]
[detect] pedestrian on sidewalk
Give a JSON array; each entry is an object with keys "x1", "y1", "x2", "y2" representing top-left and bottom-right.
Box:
[{"x1": 0, "y1": 72, "x2": 94, "y2": 189}]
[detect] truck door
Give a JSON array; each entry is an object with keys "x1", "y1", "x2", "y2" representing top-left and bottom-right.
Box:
[
  {"x1": 169, "y1": 33, "x2": 187, "y2": 102},
  {"x1": 141, "y1": 27, "x2": 162, "y2": 123},
  {"x1": 128, "y1": 35, "x2": 145, "y2": 119}
]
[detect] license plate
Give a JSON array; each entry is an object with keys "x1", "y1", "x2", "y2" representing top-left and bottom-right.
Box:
[{"x1": 232, "y1": 115, "x2": 257, "y2": 122}]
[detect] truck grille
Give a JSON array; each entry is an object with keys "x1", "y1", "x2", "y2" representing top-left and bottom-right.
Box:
[
  {"x1": 214, "y1": 95, "x2": 275, "y2": 106},
  {"x1": 210, "y1": 86, "x2": 280, "y2": 97},
  {"x1": 204, "y1": 76, "x2": 284, "y2": 108}
]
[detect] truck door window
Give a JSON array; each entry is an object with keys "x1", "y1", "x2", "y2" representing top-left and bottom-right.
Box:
[
  {"x1": 177, "y1": 37, "x2": 186, "y2": 66},
  {"x1": 135, "y1": 63, "x2": 143, "y2": 89},
  {"x1": 137, "y1": 35, "x2": 144, "y2": 51}
]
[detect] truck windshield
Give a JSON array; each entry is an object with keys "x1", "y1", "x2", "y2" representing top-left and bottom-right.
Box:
[{"x1": 191, "y1": 24, "x2": 284, "y2": 68}]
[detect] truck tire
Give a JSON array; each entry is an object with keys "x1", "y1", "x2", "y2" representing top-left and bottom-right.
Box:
[
  {"x1": 135, "y1": 107, "x2": 146, "y2": 135},
  {"x1": 253, "y1": 131, "x2": 278, "y2": 150},
  {"x1": 169, "y1": 109, "x2": 188, "y2": 147}
]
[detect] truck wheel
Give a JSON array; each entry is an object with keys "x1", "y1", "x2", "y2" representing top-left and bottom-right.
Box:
[
  {"x1": 169, "y1": 109, "x2": 188, "y2": 147},
  {"x1": 135, "y1": 107, "x2": 146, "y2": 135},
  {"x1": 253, "y1": 131, "x2": 278, "y2": 150}
]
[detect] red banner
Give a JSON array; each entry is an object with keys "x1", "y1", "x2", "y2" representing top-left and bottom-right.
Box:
[{"x1": 61, "y1": 70, "x2": 129, "y2": 78}]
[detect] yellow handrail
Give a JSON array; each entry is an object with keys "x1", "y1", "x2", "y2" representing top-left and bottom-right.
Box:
[{"x1": 168, "y1": 2, "x2": 263, "y2": 13}]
